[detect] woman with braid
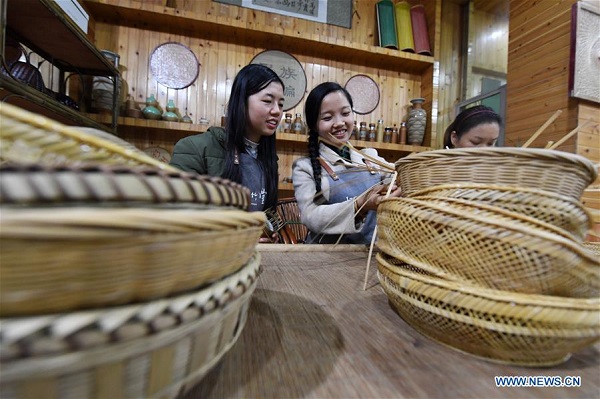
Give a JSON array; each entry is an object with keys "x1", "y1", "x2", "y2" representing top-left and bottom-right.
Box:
[{"x1": 292, "y1": 82, "x2": 402, "y2": 244}]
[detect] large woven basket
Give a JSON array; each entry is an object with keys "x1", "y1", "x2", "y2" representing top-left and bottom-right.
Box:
[
  {"x1": 410, "y1": 183, "x2": 592, "y2": 241},
  {"x1": 377, "y1": 197, "x2": 600, "y2": 296},
  {"x1": 377, "y1": 252, "x2": 600, "y2": 367},
  {"x1": 0, "y1": 102, "x2": 178, "y2": 171},
  {"x1": 394, "y1": 147, "x2": 598, "y2": 200},
  {"x1": 0, "y1": 163, "x2": 251, "y2": 210},
  {"x1": 0, "y1": 253, "x2": 261, "y2": 398},
  {"x1": 0, "y1": 207, "x2": 264, "y2": 316}
]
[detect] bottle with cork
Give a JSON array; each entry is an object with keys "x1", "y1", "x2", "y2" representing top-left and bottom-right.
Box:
[
  {"x1": 399, "y1": 122, "x2": 407, "y2": 145},
  {"x1": 391, "y1": 124, "x2": 399, "y2": 144},
  {"x1": 368, "y1": 122, "x2": 376, "y2": 142},
  {"x1": 292, "y1": 113, "x2": 305, "y2": 134},
  {"x1": 283, "y1": 113, "x2": 293, "y2": 133},
  {"x1": 358, "y1": 122, "x2": 368, "y2": 141},
  {"x1": 376, "y1": 119, "x2": 385, "y2": 142}
]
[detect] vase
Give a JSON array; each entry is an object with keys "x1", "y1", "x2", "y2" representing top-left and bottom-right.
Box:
[
  {"x1": 406, "y1": 98, "x2": 427, "y2": 145},
  {"x1": 142, "y1": 94, "x2": 162, "y2": 120},
  {"x1": 162, "y1": 99, "x2": 179, "y2": 122}
]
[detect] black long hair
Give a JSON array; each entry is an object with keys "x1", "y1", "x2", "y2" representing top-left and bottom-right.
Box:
[
  {"x1": 221, "y1": 64, "x2": 284, "y2": 210},
  {"x1": 304, "y1": 82, "x2": 353, "y2": 203},
  {"x1": 443, "y1": 105, "x2": 502, "y2": 148}
]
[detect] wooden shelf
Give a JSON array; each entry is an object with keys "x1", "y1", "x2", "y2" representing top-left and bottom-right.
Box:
[
  {"x1": 83, "y1": 0, "x2": 434, "y2": 74},
  {"x1": 5, "y1": 0, "x2": 119, "y2": 75},
  {"x1": 276, "y1": 132, "x2": 433, "y2": 155},
  {"x1": 0, "y1": 78, "x2": 111, "y2": 131},
  {"x1": 87, "y1": 113, "x2": 208, "y2": 133}
]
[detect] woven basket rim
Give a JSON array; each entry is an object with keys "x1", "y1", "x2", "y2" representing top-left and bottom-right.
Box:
[
  {"x1": 0, "y1": 163, "x2": 251, "y2": 210},
  {"x1": 0, "y1": 252, "x2": 261, "y2": 351},
  {"x1": 394, "y1": 147, "x2": 598, "y2": 182},
  {"x1": 0, "y1": 102, "x2": 179, "y2": 172},
  {"x1": 379, "y1": 197, "x2": 597, "y2": 263},
  {"x1": 376, "y1": 252, "x2": 600, "y2": 309}
]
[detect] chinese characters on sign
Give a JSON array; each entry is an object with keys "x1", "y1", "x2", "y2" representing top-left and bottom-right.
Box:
[
  {"x1": 250, "y1": 50, "x2": 307, "y2": 111},
  {"x1": 252, "y1": 0, "x2": 318, "y2": 18}
]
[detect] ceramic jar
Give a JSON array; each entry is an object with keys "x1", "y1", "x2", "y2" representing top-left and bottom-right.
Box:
[
  {"x1": 142, "y1": 95, "x2": 162, "y2": 120},
  {"x1": 406, "y1": 98, "x2": 427, "y2": 145},
  {"x1": 162, "y1": 99, "x2": 179, "y2": 122}
]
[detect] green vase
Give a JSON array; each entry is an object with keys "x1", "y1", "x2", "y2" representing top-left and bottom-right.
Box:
[
  {"x1": 142, "y1": 95, "x2": 162, "y2": 120},
  {"x1": 163, "y1": 99, "x2": 179, "y2": 122}
]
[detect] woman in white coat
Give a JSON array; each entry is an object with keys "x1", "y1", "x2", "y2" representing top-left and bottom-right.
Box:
[{"x1": 292, "y1": 82, "x2": 402, "y2": 244}]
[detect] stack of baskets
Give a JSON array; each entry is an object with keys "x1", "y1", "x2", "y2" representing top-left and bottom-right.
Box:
[
  {"x1": 376, "y1": 147, "x2": 600, "y2": 366},
  {"x1": 0, "y1": 103, "x2": 264, "y2": 397}
]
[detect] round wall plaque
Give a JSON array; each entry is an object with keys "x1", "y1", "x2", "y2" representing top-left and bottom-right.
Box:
[
  {"x1": 250, "y1": 50, "x2": 307, "y2": 111},
  {"x1": 150, "y1": 42, "x2": 200, "y2": 89},
  {"x1": 345, "y1": 74, "x2": 380, "y2": 115}
]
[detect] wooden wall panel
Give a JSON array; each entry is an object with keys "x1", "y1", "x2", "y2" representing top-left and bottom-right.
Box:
[
  {"x1": 507, "y1": 0, "x2": 600, "y2": 211},
  {"x1": 506, "y1": 0, "x2": 576, "y2": 148}
]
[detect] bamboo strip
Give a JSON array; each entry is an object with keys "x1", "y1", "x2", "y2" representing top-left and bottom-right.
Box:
[{"x1": 521, "y1": 109, "x2": 562, "y2": 148}]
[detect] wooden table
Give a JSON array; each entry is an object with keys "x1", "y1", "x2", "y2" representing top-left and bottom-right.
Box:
[{"x1": 183, "y1": 245, "x2": 600, "y2": 399}]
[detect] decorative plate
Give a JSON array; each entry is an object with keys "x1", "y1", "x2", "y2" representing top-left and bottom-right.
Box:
[
  {"x1": 250, "y1": 50, "x2": 307, "y2": 111},
  {"x1": 345, "y1": 74, "x2": 380, "y2": 115},
  {"x1": 144, "y1": 146, "x2": 172, "y2": 163},
  {"x1": 150, "y1": 42, "x2": 200, "y2": 89}
]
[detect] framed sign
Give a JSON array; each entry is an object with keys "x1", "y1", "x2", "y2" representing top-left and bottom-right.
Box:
[
  {"x1": 214, "y1": 0, "x2": 352, "y2": 28},
  {"x1": 250, "y1": 50, "x2": 307, "y2": 111},
  {"x1": 569, "y1": 1, "x2": 600, "y2": 103}
]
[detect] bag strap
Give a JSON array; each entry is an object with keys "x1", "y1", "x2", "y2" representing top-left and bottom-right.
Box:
[{"x1": 318, "y1": 158, "x2": 339, "y2": 181}]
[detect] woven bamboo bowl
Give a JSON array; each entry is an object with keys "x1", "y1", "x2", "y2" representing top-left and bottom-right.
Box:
[
  {"x1": 0, "y1": 207, "x2": 264, "y2": 316},
  {"x1": 410, "y1": 183, "x2": 592, "y2": 241},
  {"x1": 0, "y1": 253, "x2": 261, "y2": 398},
  {"x1": 0, "y1": 102, "x2": 178, "y2": 171},
  {"x1": 376, "y1": 197, "x2": 600, "y2": 297},
  {"x1": 394, "y1": 147, "x2": 598, "y2": 200},
  {"x1": 377, "y1": 252, "x2": 600, "y2": 367}
]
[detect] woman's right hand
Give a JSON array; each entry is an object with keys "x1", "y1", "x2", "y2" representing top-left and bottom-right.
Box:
[{"x1": 355, "y1": 183, "x2": 401, "y2": 214}]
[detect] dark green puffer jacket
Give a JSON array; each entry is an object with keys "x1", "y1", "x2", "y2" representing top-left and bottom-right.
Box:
[{"x1": 169, "y1": 127, "x2": 226, "y2": 176}]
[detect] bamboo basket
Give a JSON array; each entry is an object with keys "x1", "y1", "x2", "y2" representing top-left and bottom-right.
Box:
[
  {"x1": 410, "y1": 183, "x2": 592, "y2": 241},
  {"x1": 0, "y1": 163, "x2": 251, "y2": 210},
  {"x1": 394, "y1": 147, "x2": 598, "y2": 200},
  {"x1": 0, "y1": 102, "x2": 178, "y2": 172},
  {"x1": 0, "y1": 207, "x2": 264, "y2": 316},
  {"x1": 0, "y1": 253, "x2": 261, "y2": 399},
  {"x1": 377, "y1": 197, "x2": 600, "y2": 297},
  {"x1": 377, "y1": 252, "x2": 600, "y2": 367}
]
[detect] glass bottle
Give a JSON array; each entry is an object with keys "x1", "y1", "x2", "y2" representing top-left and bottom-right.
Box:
[
  {"x1": 292, "y1": 113, "x2": 305, "y2": 134},
  {"x1": 391, "y1": 124, "x2": 399, "y2": 144},
  {"x1": 358, "y1": 122, "x2": 368, "y2": 141},
  {"x1": 351, "y1": 120, "x2": 358, "y2": 140},
  {"x1": 399, "y1": 122, "x2": 407, "y2": 145},
  {"x1": 283, "y1": 113, "x2": 293, "y2": 133},
  {"x1": 368, "y1": 122, "x2": 376, "y2": 142},
  {"x1": 376, "y1": 119, "x2": 385, "y2": 142},
  {"x1": 383, "y1": 127, "x2": 392, "y2": 143}
]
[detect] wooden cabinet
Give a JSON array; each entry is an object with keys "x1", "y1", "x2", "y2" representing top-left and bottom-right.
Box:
[
  {"x1": 0, "y1": 0, "x2": 120, "y2": 131},
  {"x1": 82, "y1": 0, "x2": 440, "y2": 195}
]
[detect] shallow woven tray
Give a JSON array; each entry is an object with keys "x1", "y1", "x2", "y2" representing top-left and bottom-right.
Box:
[
  {"x1": 394, "y1": 147, "x2": 598, "y2": 200},
  {"x1": 377, "y1": 197, "x2": 600, "y2": 297},
  {"x1": 0, "y1": 163, "x2": 250, "y2": 210},
  {"x1": 0, "y1": 207, "x2": 264, "y2": 316},
  {"x1": 377, "y1": 252, "x2": 600, "y2": 367},
  {"x1": 0, "y1": 252, "x2": 261, "y2": 398},
  {"x1": 410, "y1": 183, "x2": 592, "y2": 241},
  {"x1": 0, "y1": 102, "x2": 178, "y2": 171}
]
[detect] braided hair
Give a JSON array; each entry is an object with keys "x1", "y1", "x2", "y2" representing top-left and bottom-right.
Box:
[
  {"x1": 443, "y1": 105, "x2": 502, "y2": 149},
  {"x1": 304, "y1": 82, "x2": 354, "y2": 204}
]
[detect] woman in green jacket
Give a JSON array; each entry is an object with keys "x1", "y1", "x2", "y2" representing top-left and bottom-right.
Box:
[{"x1": 170, "y1": 64, "x2": 285, "y2": 211}]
